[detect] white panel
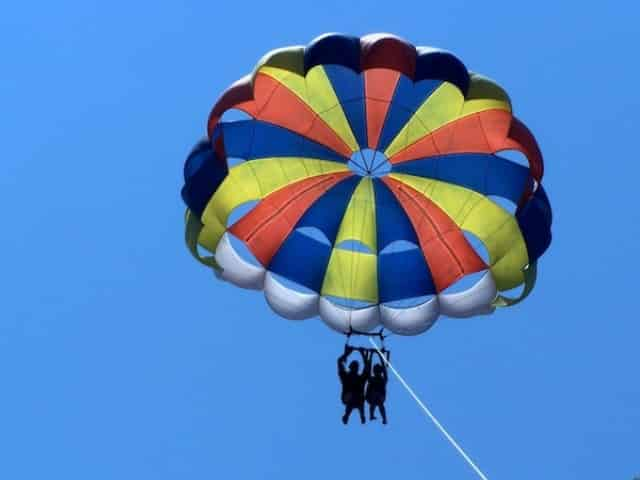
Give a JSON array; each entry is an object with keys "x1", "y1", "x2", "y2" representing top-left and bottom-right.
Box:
[
  {"x1": 318, "y1": 297, "x2": 381, "y2": 334},
  {"x1": 439, "y1": 271, "x2": 497, "y2": 318},
  {"x1": 264, "y1": 273, "x2": 319, "y2": 320},
  {"x1": 380, "y1": 297, "x2": 440, "y2": 336},
  {"x1": 215, "y1": 233, "x2": 265, "y2": 290}
]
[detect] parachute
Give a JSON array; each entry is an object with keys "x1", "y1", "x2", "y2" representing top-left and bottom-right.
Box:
[{"x1": 181, "y1": 33, "x2": 553, "y2": 336}]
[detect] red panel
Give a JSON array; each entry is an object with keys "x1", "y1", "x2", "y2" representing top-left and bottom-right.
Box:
[
  {"x1": 207, "y1": 77, "x2": 254, "y2": 135},
  {"x1": 505, "y1": 117, "x2": 543, "y2": 181},
  {"x1": 360, "y1": 34, "x2": 416, "y2": 77},
  {"x1": 212, "y1": 132, "x2": 226, "y2": 160},
  {"x1": 383, "y1": 177, "x2": 487, "y2": 292},
  {"x1": 210, "y1": 73, "x2": 353, "y2": 159},
  {"x1": 431, "y1": 113, "x2": 491, "y2": 155},
  {"x1": 389, "y1": 133, "x2": 441, "y2": 161},
  {"x1": 388, "y1": 110, "x2": 542, "y2": 169},
  {"x1": 389, "y1": 111, "x2": 498, "y2": 163},
  {"x1": 365, "y1": 69, "x2": 400, "y2": 149},
  {"x1": 229, "y1": 172, "x2": 352, "y2": 266},
  {"x1": 365, "y1": 99, "x2": 391, "y2": 151},
  {"x1": 388, "y1": 109, "x2": 544, "y2": 188},
  {"x1": 474, "y1": 109, "x2": 512, "y2": 148}
]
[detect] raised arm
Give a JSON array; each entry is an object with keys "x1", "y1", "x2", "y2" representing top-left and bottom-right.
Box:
[
  {"x1": 359, "y1": 348, "x2": 371, "y2": 378},
  {"x1": 338, "y1": 346, "x2": 352, "y2": 375},
  {"x1": 376, "y1": 350, "x2": 389, "y2": 383}
]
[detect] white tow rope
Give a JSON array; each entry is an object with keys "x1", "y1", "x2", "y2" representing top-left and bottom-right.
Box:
[{"x1": 368, "y1": 338, "x2": 489, "y2": 480}]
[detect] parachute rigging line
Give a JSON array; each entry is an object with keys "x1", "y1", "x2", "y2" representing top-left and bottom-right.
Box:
[
  {"x1": 345, "y1": 327, "x2": 389, "y2": 348},
  {"x1": 368, "y1": 338, "x2": 490, "y2": 480}
]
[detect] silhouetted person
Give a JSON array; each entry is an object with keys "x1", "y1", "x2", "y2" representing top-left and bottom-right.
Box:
[
  {"x1": 338, "y1": 346, "x2": 370, "y2": 424},
  {"x1": 366, "y1": 350, "x2": 388, "y2": 424}
]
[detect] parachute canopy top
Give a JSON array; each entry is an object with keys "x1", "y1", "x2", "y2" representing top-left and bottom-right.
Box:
[{"x1": 182, "y1": 33, "x2": 552, "y2": 337}]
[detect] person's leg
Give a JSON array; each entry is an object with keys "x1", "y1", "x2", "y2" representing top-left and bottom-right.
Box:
[
  {"x1": 379, "y1": 403, "x2": 387, "y2": 424},
  {"x1": 357, "y1": 404, "x2": 366, "y2": 424},
  {"x1": 342, "y1": 405, "x2": 354, "y2": 424},
  {"x1": 369, "y1": 403, "x2": 377, "y2": 420}
]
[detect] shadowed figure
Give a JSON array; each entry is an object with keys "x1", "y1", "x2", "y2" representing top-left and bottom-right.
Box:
[
  {"x1": 337, "y1": 346, "x2": 370, "y2": 424},
  {"x1": 366, "y1": 350, "x2": 388, "y2": 424}
]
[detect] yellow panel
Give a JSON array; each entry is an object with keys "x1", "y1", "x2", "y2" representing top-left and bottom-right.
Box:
[
  {"x1": 383, "y1": 119, "x2": 430, "y2": 161},
  {"x1": 462, "y1": 73, "x2": 512, "y2": 116},
  {"x1": 335, "y1": 178, "x2": 377, "y2": 253},
  {"x1": 184, "y1": 209, "x2": 220, "y2": 270},
  {"x1": 479, "y1": 220, "x2": 527, "y2": 289},
  {"x1": 318, "y1": 105, "x2": 359, "y2": 151},
  {"x1": 199, "y1": 158, "x2": 349, "y2": 252},
  {"x1": 198, "y1": 221, "x2": 224, "y2": 254},
  {"x1": 416, "y1": 82, "x2": 465, "y2": 130},
  {"x1": 250, "y1": 46, "x2": 305, "y2": 85},
  {"x1": 321, "y1": 248, "x2": 378, "y2": 303},
  {"x1": 389, "y1": 173, "x2": 529, "y2": 291},
  {"x1": 384, "y1": 77, "x2": 513, "y2": 158},
  {"x1": 304, "y1": 67, "x2": 343, "y2": 113},
  {"x1": 260, "y1": 65, "x2": 359, "y2": 152},
  {"x1": 384, "y1": 82, "x2": 463, "y2": 157},
  {"x1": 461, "y1": 98, "x2": 511, "y2": 116},
  {"x1": 260, "y1": 66, "x2": 304, "y2": 95}
]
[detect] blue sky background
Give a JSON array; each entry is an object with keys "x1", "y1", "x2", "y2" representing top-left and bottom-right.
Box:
[{"x1": 2, "y1": 1, "x2": 639, "y2": 478}]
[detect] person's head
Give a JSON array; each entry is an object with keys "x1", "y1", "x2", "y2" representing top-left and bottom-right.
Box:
[
  {"x1": 373, "y1": 364, "x2": 384, "y2": 377},
  {"x1": 348, "y1": 360, "x2": 359, "y2": 373}
]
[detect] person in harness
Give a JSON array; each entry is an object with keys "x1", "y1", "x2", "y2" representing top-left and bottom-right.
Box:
[
  {"x1": 337, "y1": 345, "x2": 371, "y2": 424},
  {"x1": 366, "y1": 348, "x2": 389, "y2": 424}
]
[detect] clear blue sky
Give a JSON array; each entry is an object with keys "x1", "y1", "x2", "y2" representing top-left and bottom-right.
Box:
[{"x1": 2, "y1": 1, "x2": 638, "y2": 479}]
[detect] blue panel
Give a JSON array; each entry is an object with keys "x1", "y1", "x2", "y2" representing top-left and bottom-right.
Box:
[
  {"x1": 296, "y1": 176, "x2": 360, "y2": 242},
  {"x1": 221, "y1": 120, "x2": 347, "y2": 162},
  {"x1": 516, "y1": 186, "x2": 552, "y2": 262},
  {"x1": 268, "y1": 176, "x2": 361, "y2": 292},
  {"x1": 183, "y1": 138, "x2": 211, "y2": 181},
  {"x1": 397, "y1": 154, "x2": 488, "y2": 193},
  {"x1": 415, "y1": 49, "x2": 469, "y2": 95},
  {"x1": 181, "y1": 140, "x2": 228, "y2": 216},
  {"x1": 323, "y1": 65, "x2": 363, "y2": 101},
  {"x1": 341, "y1": 100, "x2": 367, "y2": 148},
  {"x1": 393, "y1": 77, "x2": 442, "y2": 111},
  {"x1": 524, "y1": 182, "x2": 552, "y2": 223},
  {"x1": 394, "y1": 154, "x2": 531, "y2": 203},
  {"x1": 378, "y1": 249, "x2": 436, "y2": 302},
  {"x1": 268, "y1": 230, "x2": 333, "y2": 292},
  {"x1": 377, "y1": 77, "x2": 442, "y2": 152},
  {"x1": 304, "y1": 34, "x2": 361, "y2": 73},
  {"x1": 373, "y1": 180, "x2": 440, "y2": 302},
  {"x1": 372, "y1": 179, "x2": 420, "y2": 250},
  {"x1": 323, "y1": 65, "x2": 367, "y2": 148},
  {"x1": 487, "y1": 155, "x2": 533, "y2": 203}
]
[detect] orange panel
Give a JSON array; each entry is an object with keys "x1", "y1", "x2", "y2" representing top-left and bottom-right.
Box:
[
  {"x1": 227, "y1": 73, "x2": 353, "y2": 159},
  {"x1": 383, "y1": 177, "x2": 487, "y2": 292},
  {"x1": 229, "y1": 172, "x2": 352, "y2": 266},
  {"x1": 389, "y1": 110, "x2": 543, "y2": 187},
  {"x1": 365, "y1": 69, "x2": 400, "y2": 149}
]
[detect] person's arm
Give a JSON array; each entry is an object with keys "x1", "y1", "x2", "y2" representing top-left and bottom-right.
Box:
[
  {"x1": 377, "y1": 350, "x2": 389, "y2": 383},
  {"x1": 338, "y1": 346, "x2": 352, "y2": 375},
  {"x1": 359, "y1": 348, "x2": 371, "y2": 378},
  {"x1": 367, "y1": 350, "x2": 374, "y2": 376}
]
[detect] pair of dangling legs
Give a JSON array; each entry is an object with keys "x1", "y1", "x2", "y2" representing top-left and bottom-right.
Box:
[
  {"x1": 369, "y1": 402, "x2": 387, "y2": 424},
  {"x1": 342, "y1": 403, "x2": 365, "y2": 424}
]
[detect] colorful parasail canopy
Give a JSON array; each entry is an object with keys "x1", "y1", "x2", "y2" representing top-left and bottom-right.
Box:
[{"x1": 181, "y1": 33, "x2": 553, "y2": 336}]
